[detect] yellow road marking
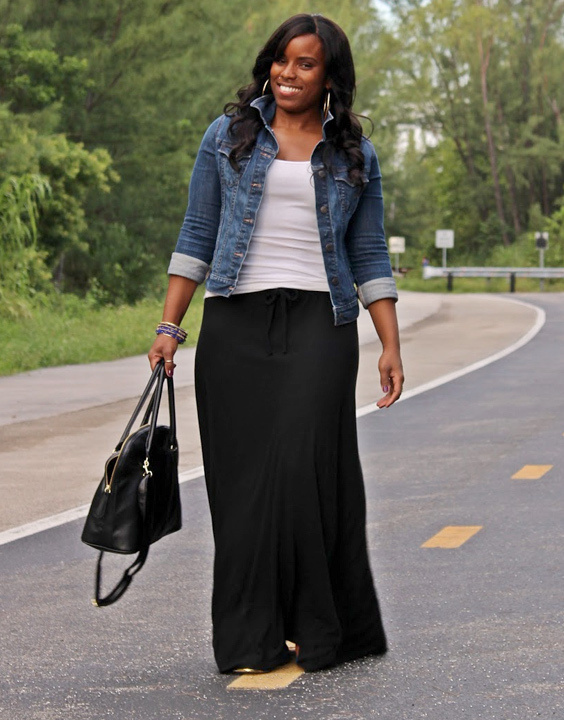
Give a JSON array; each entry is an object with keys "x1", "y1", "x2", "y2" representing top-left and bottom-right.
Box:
[
  {"x1": 511, "y1": 464, "x2": 553, "y2": 480},
  {"x1": 421, "y1": 525, "x2": 483, "y2": 548},
  {"x1": 228, "y1": 661, "x2": 304, "y2": 690}
]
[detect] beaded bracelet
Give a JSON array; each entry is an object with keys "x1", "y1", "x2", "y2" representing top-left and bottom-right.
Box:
[{"x1": 156, "y1": 321, "x2": 187, "y2": 344}]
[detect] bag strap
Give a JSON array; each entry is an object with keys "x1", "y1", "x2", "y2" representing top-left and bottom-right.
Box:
[{"x1": 92, "y1": 546, "x2": 149, "y2": 607}]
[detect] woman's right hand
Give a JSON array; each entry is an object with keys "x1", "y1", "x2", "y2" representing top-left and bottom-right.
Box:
[
  {"x1": 149, "y1": 275, "x2": 199, "y2": 376},
  {"x1": 148, "y1": 334, "x2": 179, "y2": 377}
]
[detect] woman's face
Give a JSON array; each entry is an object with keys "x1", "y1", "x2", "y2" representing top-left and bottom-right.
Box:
[{"x1": 269, "y1": 34, "x2": 329, "y2": 115}]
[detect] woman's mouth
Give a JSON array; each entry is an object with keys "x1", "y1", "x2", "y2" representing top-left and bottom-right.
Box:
[{"x1": 277, "y1": 84, "x2": 302, "y2": 96}]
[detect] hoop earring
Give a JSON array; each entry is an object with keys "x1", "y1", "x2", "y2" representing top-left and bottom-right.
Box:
[
  {"x1": 323, "y1": 90, "x2": 331, "y2": 119},
  {"x1": 262, "y1": 79, "x2": 270, "y2": 95}
]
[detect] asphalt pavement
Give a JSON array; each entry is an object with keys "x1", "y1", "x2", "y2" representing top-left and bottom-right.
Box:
[
  {"x1": 0, "y1": 292, "x2": 562, "y2": 720},
  {"x1": 0, "y1": 292, "x2": 539, "y2": 531}
]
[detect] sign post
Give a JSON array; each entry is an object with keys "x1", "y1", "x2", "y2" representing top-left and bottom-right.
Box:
[
  {"x1": 388, "y1": 236, "x2": 406, "y2": 274},
  {"x1": 535, "y1": 232, "x2": 549, "y2": 290},
  {"x1": 435, "y1": 229, "x2": 455, "y2": 268}
]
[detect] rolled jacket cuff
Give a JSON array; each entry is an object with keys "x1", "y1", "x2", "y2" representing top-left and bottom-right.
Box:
[
  {"x1": 357, "y1": 277, "x2": 398, "y2": 308},
  {"x1": 167, "y1": 252, "x2": 209, "y2": 284}
]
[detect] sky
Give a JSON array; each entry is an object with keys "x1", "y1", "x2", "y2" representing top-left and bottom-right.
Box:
[{"x1": 372, "y1": 0, "x2": 395, "y2": 25}]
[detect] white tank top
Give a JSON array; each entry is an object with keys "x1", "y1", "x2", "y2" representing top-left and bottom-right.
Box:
[{"x1": 205, "y1": 159, "x2": 329, "y2": 297}]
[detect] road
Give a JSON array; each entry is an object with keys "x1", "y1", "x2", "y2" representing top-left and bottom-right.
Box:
[
  {"x1": 0, "y1": 293, "x2": 562, "y2": 719},
  {"x1": 0, "y1": 292, "x2": 538, "y2": 531}
]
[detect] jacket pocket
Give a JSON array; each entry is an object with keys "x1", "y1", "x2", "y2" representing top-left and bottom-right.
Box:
[
  {"x1": 334, "y1": 166, "x2": 368, "y2": 213},
  {"x1": 218, "y1": 140, "x2": 251, "y2": 188}
]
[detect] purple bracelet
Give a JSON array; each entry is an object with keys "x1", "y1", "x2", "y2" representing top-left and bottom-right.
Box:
[{"x1": 156, "y1": 322, "x2": 187, "y2": 344}]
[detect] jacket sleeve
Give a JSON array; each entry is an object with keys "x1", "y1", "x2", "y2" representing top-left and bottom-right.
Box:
[
  {"x1": 345, "y1": 141, "x2": 398, "y2": 307},
  {"x1": 167, "y1": 116, "x2": 223, "y2": 283}
]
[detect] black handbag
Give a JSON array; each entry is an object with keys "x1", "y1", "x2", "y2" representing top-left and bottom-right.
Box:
[{"x1": 81, "y1": 359, "x2": 182, "y2": 606}]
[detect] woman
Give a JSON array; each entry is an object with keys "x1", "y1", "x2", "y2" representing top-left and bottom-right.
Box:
[{"x1": 149, "y1": 13, "x2": 404, "y2": 674}]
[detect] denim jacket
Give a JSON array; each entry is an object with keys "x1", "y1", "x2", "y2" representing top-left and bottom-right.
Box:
[{"x1": 169, "y1": 95, "x2": 397, "y2": 325}]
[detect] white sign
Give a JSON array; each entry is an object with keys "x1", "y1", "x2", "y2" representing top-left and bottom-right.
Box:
[
  {"x1": 435, "y1": 229, "x2": 455, "y2": 249},
  {"x1": 389, "y1": 236, "x2": 405, "y2": 254}
]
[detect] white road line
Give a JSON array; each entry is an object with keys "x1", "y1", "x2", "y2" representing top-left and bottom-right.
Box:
[
  {"x1": 356, "y1": 297, "x2": 546, "y2": 418},
  {"x1": 0, "y1": 466, "x2": 205, "y2": 547},
  {"x1": 0, "y1": 297, "x2": 545, "y2": 549}
]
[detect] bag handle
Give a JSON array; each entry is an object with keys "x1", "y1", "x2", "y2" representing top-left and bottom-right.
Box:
[
  {"x1": 143, "y1": 366, "x2": 177, "y2": 457},
  {"x1": 116, "y1": 361, "x2": 177, "y2": 453},
  {"x1": 116, "y1": 360, "x2": 163, "y2": 449}
]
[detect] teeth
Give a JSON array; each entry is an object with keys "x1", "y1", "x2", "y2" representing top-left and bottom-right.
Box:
[{"x1": 279, "y1": 85, "x2": 300, "y2": 93}]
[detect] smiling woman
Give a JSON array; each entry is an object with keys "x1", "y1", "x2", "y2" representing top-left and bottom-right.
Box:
[
  {"x1": 148, "y1": 13, "x2": 403, "y2": 676},
  {"x1": 268, "y1": 34, "x2": 329, "y2": 161},
  {"x1": 224, "y1": 13, "x2": 370, "y2": 186}
]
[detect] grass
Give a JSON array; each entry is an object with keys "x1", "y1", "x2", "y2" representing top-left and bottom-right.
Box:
[
  {"x1": 0, "y1": 286, "x2": 204, "y2": 377},
  {"x1": 2, "y1": 273, "x2": 563, "y2": 377},
  {"x1": 396, "y1": 274, "x2": 564, "y2": 293}
]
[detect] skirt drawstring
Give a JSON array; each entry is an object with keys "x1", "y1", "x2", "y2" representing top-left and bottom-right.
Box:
[{"x1": 264, "y1": 288, "x2": 300, "y2": 355}]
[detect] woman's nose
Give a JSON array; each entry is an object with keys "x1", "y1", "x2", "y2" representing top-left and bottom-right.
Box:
[{"x1": 281, "y1": 63, "x2": 297, "y2": 79}]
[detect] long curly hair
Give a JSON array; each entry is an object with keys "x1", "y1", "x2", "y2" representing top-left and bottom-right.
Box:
[{"x1": 223, "y1": 14, "x2": 368, "y2": 186}]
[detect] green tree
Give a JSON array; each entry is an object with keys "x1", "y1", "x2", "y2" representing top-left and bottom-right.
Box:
[
  {"x1": 0, "y1": 171, "x2": 51, "y2": 317},
  {"x1": 0, "y1": 21, "x2": 118, "y2": 305},
  {"x1": 380, "y1": 0, "x2": 564, "y2": 257}
]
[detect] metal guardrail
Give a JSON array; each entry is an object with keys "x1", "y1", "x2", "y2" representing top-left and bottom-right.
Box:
[{"x1": 423, "y1": 265, "x2": 564, "y2": 291}]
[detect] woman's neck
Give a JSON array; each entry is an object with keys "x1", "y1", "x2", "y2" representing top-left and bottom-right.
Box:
[{"x1": 271, "y1": 107, "x2": 323, "y2": 134}]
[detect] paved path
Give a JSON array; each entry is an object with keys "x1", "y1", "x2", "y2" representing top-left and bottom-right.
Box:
[
  {"x1": 0, "y1": 293, "x2": 561, "y2": 720},
  {"x1": 0, "y1": 290, "x2": 442, "y2": 426},
  {"x1": 0, "y1": 292, "x2": 539, "y2": 532}
]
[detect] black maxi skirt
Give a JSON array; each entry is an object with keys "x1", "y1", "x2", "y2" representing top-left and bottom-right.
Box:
[{"x1": 194, "y1": 288, "x2": 387, "y2": 673}]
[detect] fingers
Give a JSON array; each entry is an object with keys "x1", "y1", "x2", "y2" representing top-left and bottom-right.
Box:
[
  {"x1": 149, "y1": 353, "x2": 176, "y2": 377},
  {"x1": 148, "y1": 336, "x2": 178, "y2": 376},
  {"x1": 376, "y1": 377, "x2": 403, "y2": 408},
  {"x1": 163, "y1": 358, "x2": 176, "y2": 377},
  {"x1": 377, "y1": 356, "x2": 405, "y2": 409}
]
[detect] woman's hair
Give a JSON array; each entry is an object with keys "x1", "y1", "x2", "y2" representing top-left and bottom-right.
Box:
[{"x1": 223, "y1": 14, "x2": 368, "y2": 186}]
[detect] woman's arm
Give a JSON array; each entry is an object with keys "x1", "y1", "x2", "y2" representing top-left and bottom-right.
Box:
[
  {"x1": 148, "y1": 275, "x2": 199, "y2": 376},
  {"x1": 345, "y1": 143, "x2": 397, "y2": 306},
  {"x1": 148, "y1": 118, "x2": 225, "y2": 376},
  {"x1": 367, "y1": 298, "x2": 404, "y2": 408}
]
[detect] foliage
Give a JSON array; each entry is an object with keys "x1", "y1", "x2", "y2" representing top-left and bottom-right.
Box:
[
  {"x1": 1, "y1": 0, "x2": 564, "y2": 361},
  {"x1": 0, "y1": 22, "x2": 89, "y2": 112},
  {"x1": 0, "y1": 21, "x2": 118, "y2": 315},
  {"x1": 0, "y1": 287, "x2": 204, "y2": 376},
  {"x1": 382, "y1": 0, "x2": 564, "y2": 259},
  {"x1": 0, "y1": 170, "x2": 51, "y2": 317},
  {"x1": 545, "y1": 203, "x2": 564, "y2": 266}
]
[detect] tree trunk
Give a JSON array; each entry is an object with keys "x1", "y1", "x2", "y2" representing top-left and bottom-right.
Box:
[
  {"x1": 477, "y1": 29, "x2": 509, "y2": 245},
  {"x1": 541, "y1": 164, "x2": 550, "y2": 215},
  {"x1": 496, "y1": 101, "x2": 521, "y2": 235},
  {"x1": 54, "y1": 253, "x2": 65, "y2": 291},
  {"x1": 435, "y1": 50, "x2": 489, "y2": 223},
  {"x1": 505, "y1": 167, "x2": 521, "y2": 236}
]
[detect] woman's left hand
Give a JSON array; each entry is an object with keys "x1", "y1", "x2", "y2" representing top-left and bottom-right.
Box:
[{"x1": 376, "y1": 348, "x2": 404, "y2": 408}]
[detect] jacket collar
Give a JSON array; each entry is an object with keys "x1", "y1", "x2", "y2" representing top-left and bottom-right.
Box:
[{"x1": 250, "y1": 94, "x2": 334, "y2": 139}]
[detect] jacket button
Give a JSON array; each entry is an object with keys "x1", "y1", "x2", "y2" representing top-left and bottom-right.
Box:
[
  {"x1": 318, "y1": 170, "x2": 326, "y2": 179},
  {"x1": 331, "y1": 277, "x2": 339, "y2": 286},
  {"x1": 325, "y1": 243, "x2": 334, "y2": 252},
  {"x1": 320, "y1": 205, "x2": 328, "y2": 214}
]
